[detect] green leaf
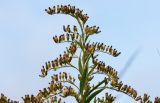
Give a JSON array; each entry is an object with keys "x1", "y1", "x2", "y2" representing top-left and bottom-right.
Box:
[
  {"x1": 86, "y1": 88, "x2": 104, "y2": 103},
  {"x1": 88, "y1": 65, "x2": 96, "y2": 76},
  {"x1": 80, "y1": 54, "x2": 91, "y2": 94},
  {"x1": 85, "y1": 35, "x2": 89, "y2": 43},
  {"x1": 87, "y1": 78, "x2": 106, "y2": 96},
  {"x1": 78, "y1": 52, "x2": 83, "y2": 75}
]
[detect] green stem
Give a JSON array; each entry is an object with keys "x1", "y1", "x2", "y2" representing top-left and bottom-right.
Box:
[
  {"x1": 68, "y1": 63, "x2": 79, "y2": 71},
  {"x1": 58, "y1": 80, "x2": 80, "y2": 91},
  {"x1": 75, "y1": 16, "x2": 87, "y2": 103},
  {"x1": 76, "y1": 17, "x2": 85, "y2": 42}
]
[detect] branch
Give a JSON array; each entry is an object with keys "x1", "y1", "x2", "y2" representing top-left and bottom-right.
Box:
[
  {"x1": 39, "y1": 65, "x2": 79, "y2": 78},
  {"x1": 98, "y1": 86, "x2": 140, "y2": 102},
  {"x1": 58, "y1": 80, "x2": 80, "y2": 91}
]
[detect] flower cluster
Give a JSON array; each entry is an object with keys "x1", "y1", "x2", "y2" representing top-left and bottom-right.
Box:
[
  {"x1": 50, "y1": 96, "x2": 62, "y2": 103},
  {"x1": 91, "y1": 55, "x2": 160, "y2": 103},
  {"x1": 92, "y1": 56, "x2": 118, "y2": 80},
  {"x1": 53, "y1": 35, "x2": 65, "y2": 43},
  {"x1": 52, "y1": 72, "x2": 75, "y2": 83},
  {"x1": 91, "y1": 56, "x2": 142, "y2": 101},
  {"x1": 53, "y1": 25, "x2": 79, "y2": 43},
  {"x1": 104, "y1": 93, "x2": 116, "y2": 103},
  {"x1": 94, "y1": 93, "x2": 115, "y2": 103},
  {"x1": 116, "y1": 83, "x2": 140, "y2": 101},
  {"x1": 111, "y1": 82, "x2": 160, "y2": 103},
  {"x1": 141, "y1": 94, "x2": 151, "y2": 103},
  {"x1": 38, "y1": 85, "x2": 62, "y2": 101},
  {"x1": 85, "y1": 42, "x2": 121, "y2": 57},
  {"x1": 48, "y1": 81, "x2": 63, "y2": 94},
  {"x1": 39, "y1": 51, "x2": 74, "y2": 77},
  {"x1": 96, "y1": 63, "x2": 120, "y2": 88},
  {"x1": 0, "y1": 94, "x2": 18, "y2": 103},
  {"x1": 53, "y1": 33, "x2": 79, "y2": 43},
  {"x1": 67, "y1": 43, "x2": 77, "y2": 55},
  {"x1": 85, "y1": 42, "x2": 96, "y2": 54},
  {"x1": 37, "y1": 77, "x2": 64, "y2": 100},
  {"x1": 63, "y1": 25, "x2": 78, "y2": 34},
  {"x1": 155, "y1": 97, "x2": 160, "y2": 103},
  {"x1": 37, "y1": 72, "x2": 77, "y2": 102},
  {"x1": 50, "y1": 73, "x2": 77, "y2": 98},
  {"x1": 85, "y1": 25, "x2": 101, "y2": 36},
  {"x1": 40, "y1": 41, "x2": 78, "y2": 78},
  {"x1": 45, "y1": 5, "x2": 89, "y2": 24},
  {"x1": 22, "y1": 95, "x2": 41, "y2": 103},
  {"x1": 38, "y1": 88, "x2": 50, "y2": 98},
  {"x1": 62, "y1": 86, "x2": 75, "y2": 97}
]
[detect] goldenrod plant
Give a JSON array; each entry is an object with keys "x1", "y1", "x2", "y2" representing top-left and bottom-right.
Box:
[{"x1": 1, "y1": 5, "x2": 160, "y2": 103}]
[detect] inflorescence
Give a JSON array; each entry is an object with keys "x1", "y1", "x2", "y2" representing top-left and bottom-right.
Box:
[
  {"x1": 45, "y1": 5, "x2": 89, "y2": 24},
  {"x1": 1, "y1": 4, "x2": 159, "y2": 103},
  {"x1": 38, "y1": 4, "x2": 160, "y2": 103},
  {"x1": 0, "y1": 94, "x2": 18, "y2": 103}
]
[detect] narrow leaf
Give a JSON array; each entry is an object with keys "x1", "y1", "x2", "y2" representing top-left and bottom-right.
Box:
[
  {"x1": 85, "y1": 35, "x2": 89, "y2": 43},
  {"x1": 78, "y1": 52, "x2": 83, "y2": 75},
  {"x1": 87, "y1": 78, "x2": 106, "y2": 96},
  {"x1": 86, "y1": 88, "x2": 104, "y2": 103},
  {"x1": 88, "y1": 65, "x2": 96, "y2": 76}
]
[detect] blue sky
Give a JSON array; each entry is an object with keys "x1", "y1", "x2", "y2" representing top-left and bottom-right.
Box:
[{"x1": 0, "y1": 0, "x2": 160, "y2": 102}]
